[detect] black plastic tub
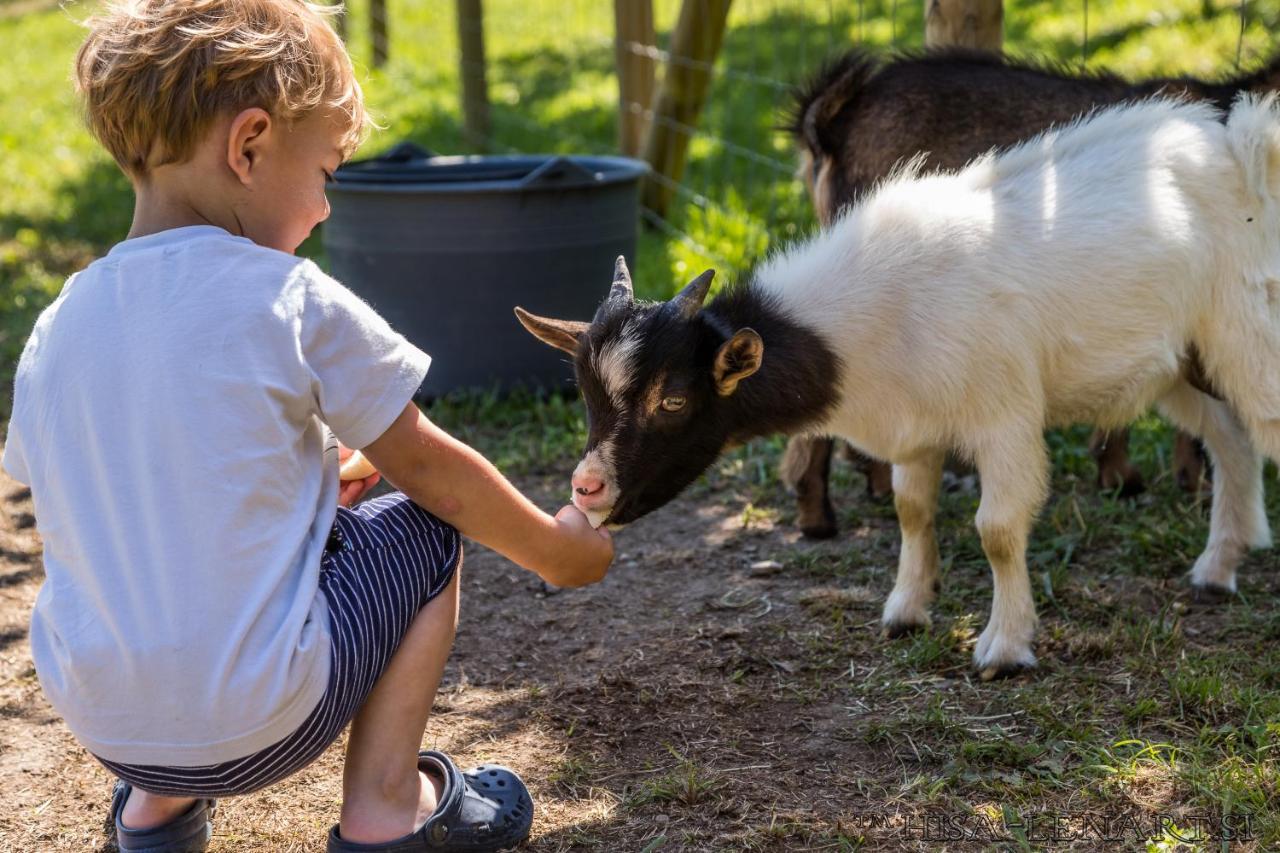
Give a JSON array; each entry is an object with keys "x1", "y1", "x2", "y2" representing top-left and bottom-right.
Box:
[{"x1": 323, "y1": 143, "x2": 649, "y2": 397}]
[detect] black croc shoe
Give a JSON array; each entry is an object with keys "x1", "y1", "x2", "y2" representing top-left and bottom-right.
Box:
[
  {"x1": 110, "y1": 781, "x2": 215, "y2": 852},
  {"x1": 326, "y1": 750, "x2": 534, "y2": 852}
]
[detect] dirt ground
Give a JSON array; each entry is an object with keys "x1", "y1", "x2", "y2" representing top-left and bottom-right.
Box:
[
  {"x1": 1, "y1": 446, "x2": 1276, "y2": 851},
  {"x1": 0, "y1": 453, "x2": 897, "y2": 852}
]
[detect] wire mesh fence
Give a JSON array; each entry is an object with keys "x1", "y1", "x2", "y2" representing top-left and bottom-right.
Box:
[{"x1": 332, "y1": 1, "x2": 1279, "y2": 297}]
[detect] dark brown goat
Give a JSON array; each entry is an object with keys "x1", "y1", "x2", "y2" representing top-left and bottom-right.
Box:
[{"x1": 782, "y1": 46, "x2": 1280, "y2": 538}]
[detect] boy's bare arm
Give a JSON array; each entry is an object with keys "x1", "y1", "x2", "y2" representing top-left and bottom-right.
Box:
[{"x1": 361, "y1": 402, "x2": 613, "y2": 587}]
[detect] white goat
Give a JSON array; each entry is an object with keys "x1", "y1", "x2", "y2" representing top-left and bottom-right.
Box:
[{"x1": 518, "y1": 95, "x2": 1280, "y2": 678}]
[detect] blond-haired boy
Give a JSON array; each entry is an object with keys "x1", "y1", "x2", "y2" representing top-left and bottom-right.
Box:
[{"x1": 3, "y1": 2, "x2": 613, "y2": 850}]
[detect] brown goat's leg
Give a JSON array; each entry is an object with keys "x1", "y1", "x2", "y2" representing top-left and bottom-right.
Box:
[
  {"x1": 781, "y1": 436, "x2": 838, "y2": 539},
  {"x1": 866, "y1": 459, "x2": 894, "y2": 501},
  {"x1": 841, "y1": 444, "x2": 893, "y2": 501},
  {"x1": 1089, "y1": 427, "x2": 1145, "y2": 497},
  {"x1": 1173, "y1": 430, "x2": 1212, "y2": 495}
]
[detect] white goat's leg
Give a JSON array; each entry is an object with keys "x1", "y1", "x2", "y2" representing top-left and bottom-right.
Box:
[
  {"x1": 971, "y1": 431, "x2": 1048, "y2": 680},
  {"x1": 1205, "y1": 287, "x2": 1280, "y2": 465},
  {"x1": 1157, "y1": 382, "x2": 1270, "y2": 596},
  {"x1": 882, "y1": 451, "x2": 944, "y2": 637}
]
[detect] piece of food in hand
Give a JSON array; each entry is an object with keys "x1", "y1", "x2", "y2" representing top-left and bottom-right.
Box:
[{"x1": 339, "y1": 450, "x2": 377, "y2": 481}]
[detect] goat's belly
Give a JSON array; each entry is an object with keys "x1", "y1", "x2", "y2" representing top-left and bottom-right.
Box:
[
  {"x1": 1042, "y1": 354, "x2": 1181, "y2": 429},
  {"x1": 820, "y1": 405, "x2": 942, "y2": 465}
]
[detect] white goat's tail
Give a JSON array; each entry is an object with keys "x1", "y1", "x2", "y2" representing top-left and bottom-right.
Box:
[{"x1": 1226, "y1": 93, "x2": 1280, "y2": 209}]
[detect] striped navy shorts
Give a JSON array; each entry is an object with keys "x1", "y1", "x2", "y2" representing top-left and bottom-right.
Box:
[{"x1": 95, "y1": 492, "x2": 461, "y2": 797}]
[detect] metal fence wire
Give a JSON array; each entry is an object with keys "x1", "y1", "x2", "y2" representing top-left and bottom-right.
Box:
[{"x1": 331, "y1": 1, "x2": 1275, "y2": 283}]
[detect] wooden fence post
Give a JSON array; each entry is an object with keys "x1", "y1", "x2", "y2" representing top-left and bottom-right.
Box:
[
  {"x1": 614, "y1": 0, "x2": 656, "y2": 158},
  {"x1": 640, "y1": 0, "x2": 733, "y2": 217},
  {"x1": 456, "y1": 0, "x2": 492, "y2": 151},
  {"x1": 923, "y1": 0, "x2": 1002, "y2": 51},
  {"x1": 371, "y1": 0, "x2": 389, "y2": 67}
]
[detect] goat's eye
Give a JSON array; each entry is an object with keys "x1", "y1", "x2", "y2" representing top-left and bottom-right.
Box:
[{"x1": 660, "y1": 395, "x2": 686, "y2": 412}]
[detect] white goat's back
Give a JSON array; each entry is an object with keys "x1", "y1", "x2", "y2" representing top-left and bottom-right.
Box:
[
  {"x1": 755, "y1": 97, "x2": 1280, "y2": 462},
  {"x1": 1225, "y1": 92, "x2": 1280, "y2": 210}
]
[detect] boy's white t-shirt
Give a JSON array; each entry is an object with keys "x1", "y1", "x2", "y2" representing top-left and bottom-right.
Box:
[{"x1": 1, "y1": 226, "x2": 431, "y2": 766}]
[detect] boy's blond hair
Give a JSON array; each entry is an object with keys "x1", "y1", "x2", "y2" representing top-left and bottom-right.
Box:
[{"x1": 75, "y1": 0, "x2": 368, "y2": 179}]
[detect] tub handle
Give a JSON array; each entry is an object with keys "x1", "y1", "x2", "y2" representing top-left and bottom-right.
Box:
[
  {"x1": 376, "y1": 141, "x2": 436, "y2": 163},
  {"x1": 518, "y1": 156, "x2": 602, "y2": 190}
]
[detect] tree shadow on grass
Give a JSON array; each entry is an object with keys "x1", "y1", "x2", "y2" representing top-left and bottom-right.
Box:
[
  {"x1": 1006, "y1": 0, "x2": 1264, "y2": 63},
  {"x1": 368, "y1": 41, "x2": 618, "y2": 160},
  {"x1": 0, "y1": 157, "x2": 133, "y2": 252}
]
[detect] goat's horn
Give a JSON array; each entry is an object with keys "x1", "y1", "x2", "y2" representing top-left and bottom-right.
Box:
[
  {"x1": 609, "y1": 255, "x2": 634, "y2": 302},
  {"x1": 672, "y1": 268, "x2": 716, "y2": 319}
]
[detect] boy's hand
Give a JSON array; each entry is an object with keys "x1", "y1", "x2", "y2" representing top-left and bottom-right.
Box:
[
  {"x1": 337, "y1": 443, "x2": 380, "y2": 507},
  {"x1": 541, "y1": 505, "x2": 614, "y2": 588}
]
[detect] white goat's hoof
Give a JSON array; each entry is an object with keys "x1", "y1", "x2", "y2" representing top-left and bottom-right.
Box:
[
  {"x1": 973, "y1": 625, "x2": 1037, "y2": 681},
  {"x1": 1189, "y1": 549, "x2": 1239, "y2": 596},
  {"x1": 1190, "y1": 581, "x2": 1236, "y2": 603},
  {"x1": 881, "y1": 590, "x2": 932, "y2": 639},
  {"x1": 882, "y1": 618, "x2": 929, "y2": 640}
]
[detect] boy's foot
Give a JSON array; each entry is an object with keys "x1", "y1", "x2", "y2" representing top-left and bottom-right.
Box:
[
  {"x1": 111, "y1": 782, "x2": 215, "y2": 852},
  {"x1": 122, "y1": 788, "x2": 199, "y2": 830},
  {"x1": 327, "y1": 750, "x2": 533, "y2": 852}
]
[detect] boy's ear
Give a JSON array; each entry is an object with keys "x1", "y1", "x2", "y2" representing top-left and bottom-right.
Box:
[
  {"x1": 713, "y1": 328, "x2": 764, "y2": 396},
  {"x1": 226, "y1": 107, "x2": 273, "y2": 187}
]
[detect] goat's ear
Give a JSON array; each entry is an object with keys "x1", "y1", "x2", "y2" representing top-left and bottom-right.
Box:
[
  {"x1": 802, "y1": 59, "x2": 872, "y2": 154},
  {"x1": 514, "y1": 307, "x2": 587, "y2": 355},
  {"x1": 713, "y1": 328, "x2": 764, "y2": 396}
]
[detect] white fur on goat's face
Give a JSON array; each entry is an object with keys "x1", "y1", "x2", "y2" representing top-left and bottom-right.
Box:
[
  {"x1": 593, "y1": 325, "x2": 642, "y2": 409},
  {"x1": 571, "y1": 441, "x2": 618, "y2": 528},
  {"x1": 567, "y1": 309, "x2": 657, "y2": 528}
]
